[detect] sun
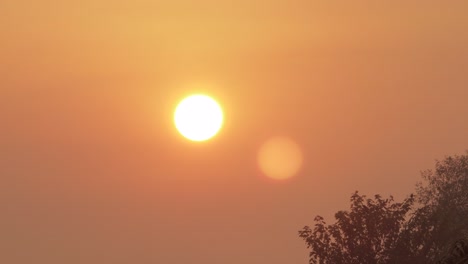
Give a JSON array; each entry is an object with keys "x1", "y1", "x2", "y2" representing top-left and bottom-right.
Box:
[{"x1": 174, "y1": 94, "x2": 224, "y2": 142}]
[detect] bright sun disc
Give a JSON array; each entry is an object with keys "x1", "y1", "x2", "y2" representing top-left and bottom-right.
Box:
[{"x1": 174, "y1": 94, "x2": 224, "y2": 141}]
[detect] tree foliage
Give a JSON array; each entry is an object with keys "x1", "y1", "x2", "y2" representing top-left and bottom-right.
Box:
[
  {"x1": 405, "y1": 152, "x2": 468, "y2": 262},
  {"x1": 299, "y1": 192, "x2": 414, "y2": 264},
  {"x1": 299, "y1": 152, "x2": 468, "y2": 264}
]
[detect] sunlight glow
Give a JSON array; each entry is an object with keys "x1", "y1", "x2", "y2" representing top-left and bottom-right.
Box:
[{"x1": 174, "y1": 94, "x2": 223, "y2": 142}]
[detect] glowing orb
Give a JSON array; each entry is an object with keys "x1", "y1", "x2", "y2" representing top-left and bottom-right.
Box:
[
  {"x1": 174, "y1": 94, "x2": 223, "y2": 141},
  {"x1": 258, "y1": 136, "x2": 303, "y2": 180}
]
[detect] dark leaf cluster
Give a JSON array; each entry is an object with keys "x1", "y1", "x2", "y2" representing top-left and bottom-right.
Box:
[{"x1": 299, "y1": 151, "x2": 468, "y2": 264}]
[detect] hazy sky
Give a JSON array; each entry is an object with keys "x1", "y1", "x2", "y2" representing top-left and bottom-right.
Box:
[{"x1": 1, "y1": 1, "x2": 468, "y2": 263}]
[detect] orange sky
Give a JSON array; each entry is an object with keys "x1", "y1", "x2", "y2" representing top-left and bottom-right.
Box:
[{"x1": 1, "y1": 1, "x2": 468, "y2": 263}]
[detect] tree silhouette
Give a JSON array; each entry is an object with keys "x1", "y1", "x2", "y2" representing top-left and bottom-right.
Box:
[
  {"x1": 404, "y1": 152, "x2": 468, "y2": 262},
  {"x1": 299, "y1": 192, "x2": 414, "y2": 264},
  {"x1": 299, "y1": 151, "x2": 468, "y2": 264}
]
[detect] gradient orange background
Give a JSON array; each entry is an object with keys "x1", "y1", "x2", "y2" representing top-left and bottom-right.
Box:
[{"x1": 1, "y1": 1, "x2": 468, "y2": 263}]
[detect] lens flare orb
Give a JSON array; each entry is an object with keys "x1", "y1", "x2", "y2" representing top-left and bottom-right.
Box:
[{"x1": 258, "y1": 136, "x2": 303, "y2": 180}]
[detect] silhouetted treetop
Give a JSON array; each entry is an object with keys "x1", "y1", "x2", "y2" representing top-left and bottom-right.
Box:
[
  {"x1": 300, "y1": 151, "x2": 468, "y2": 264},
  {"x1": 299, "y1": 192, "x2": 414, "y2": 264}
]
